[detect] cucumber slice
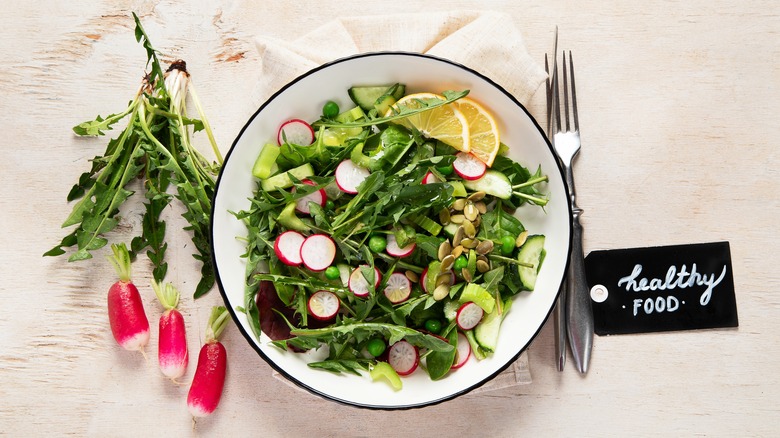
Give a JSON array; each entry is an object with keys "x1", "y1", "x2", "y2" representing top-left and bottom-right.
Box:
[
  {"x1": 443, "y1": 222, "x2": 459, "y2": 238},
  {"x1": 464, "y1": 329, "x2": 486, "y2": 360},
  {"x1": 474, "y1": 307, "x2": 501, "y2": 352},
  {"x1": 448, "y1": 180, "x2": 467, "y2": 197},
  {"x1": 443, "y1": 300, "x2": 460, "y2": 322},
  {"x1": 463, "y1": 170, "x2": 512, "y2": 199},
  {"x1": 252, "y1": 143, "x2": 281, "y2": 179},
  {"x1": 517, "y1": 235, "x2": 546, "y2": 291},
  {"x1": 260, "y1": 163, "x2": 314, "y2": 192},
  {"x1": 348, "y1": 84, "x2": 406, "y2": 111},
  {"x1": 373, "y1": 94, "x2": 397, "y2": 115}
]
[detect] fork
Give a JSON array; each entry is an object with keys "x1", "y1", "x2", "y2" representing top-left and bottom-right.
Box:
[{"x1": 551, "y1": 50, "x2": 594, "y2": 374}]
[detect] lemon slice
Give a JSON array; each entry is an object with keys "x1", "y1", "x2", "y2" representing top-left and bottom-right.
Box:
[
  {"x1": 387, "y1": 93, "x2": 470, "y2": 152},
  {"x1": 456, "y1": 97, "x2": 500, "y2": 166}
]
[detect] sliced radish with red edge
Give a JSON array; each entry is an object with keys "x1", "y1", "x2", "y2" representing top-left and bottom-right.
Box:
[
  {"x1": 386, "y1": 234, "x2": 415, "y2": 257},
  {"x1": 274, "y1": 230, "x2": 305, "y2": 266},
  {"x1": 388, "y1": 340, "x2": 419, "y2": 376},
  {"x1": 451, "y1": 332, "x2": 471, "y2": 369},
  {"x1": 299, "y1": 234, "x2": 336, "y2": 271},
  {"x1": 335, "y1": 159, "x2": 370, "y2": 194},
  {"x1": 422, "y1": 171, "x2": 440, "y2": 184},
  {"x1": 453, "y1": 152, "x2": 487, "y2": 180},
  {"x1": 349, "y1": 265, "x2": 382, "y2": 298},
  {"x1": 307, "y1": 290, "x2": 340, "y2": 320},
  {"x1": 383, "y1": 272, "x2": 412, "y2": 304},
  {"x1": 277, "y1": 119, "x2": 315, "y2": 146},
  {"x1": 456, "y1": 301, "x2": 484, "y2": 330},
  {"x1": 294, "y1": 179, "x2": 326, "y2": 215}
]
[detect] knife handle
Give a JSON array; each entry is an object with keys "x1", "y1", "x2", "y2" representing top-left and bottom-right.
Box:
[{"x1": 565, "y1": 208, "x2": 593, "y2": 373}]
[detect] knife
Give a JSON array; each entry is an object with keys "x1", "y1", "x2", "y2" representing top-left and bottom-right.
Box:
[{"x1": 545, "y1": 27, "x2": 566, "y2": 372}]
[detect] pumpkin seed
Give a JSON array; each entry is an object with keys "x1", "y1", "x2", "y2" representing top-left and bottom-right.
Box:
[
  {"x1": 450, "y1": 214, "x2": 465, "y2": 224},
  {"x1": 405, "y1": 270, "x2": 419, "y2": 283},
  {"x1": 452, "y1": 227, "x2": 465, "y2": 247},
  {"x1": 438, "y1": 241, "x2": 452, "y2": 261},
  {"x1": 477, "y1": 255, "x2": 489, "y2": 264},
  {"x1": 476, "y1": 239, "x2": 494, "y2": 255},
  {"x1": 452, "y1": 198, "x2": 467, "y2": 211},
  {"x1": 451, "y1": 245, "x2": 464, "y2": 258},
  {"x1": 462, "y1": 220, "x2": 476, "y2": 239},
  {"x1": 463, "y1": 203, "x2": 478, "y2": 221},
  {"x1": 436, "y1": 272, "x2": 452, "y2": 287},
  {"x1": 461, "y1": 238, "x2": 477, "y2": 249},
  {"x1": 516, "y1": 230, "x2": 529, "y2": 247},
  {"x1": 476, "y1": 260, "x2": 490, "y2": 273},
  {"x1": 461, "y1": 268, "x2": 473, "y2": 282},
  {"x1": 475, "y1": 201, "x2": 487, "y2": 214},
  {"x1": 468, "y1": 191, "x2": 486, "y2": 202},
  {"x1": 439, "y1": 208, "x2": 451, "y2": 225},
  {"x1": 472, "y1": 214, "x2": 482, "y2": 228},
  {"x1": 440, "y1": 254, "x2": 455, "y2": 272},
  {"x1": 433, "y1": 284, "x2": 450, "y2": 300}
]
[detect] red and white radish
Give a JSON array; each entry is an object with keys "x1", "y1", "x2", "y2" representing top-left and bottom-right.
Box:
[
  {"x1": 152, "y1": 281, "x2": 188, "y2": 380},
  {"x1": 349, "y1": 265, "x2": 382, "y2": 298},
  {"x1": 456, "y1": 301, "x2": 484, "y2": 330},
  {"x1": 385, "y1": 233, "x2": 415, "y2": 257},
  {"x1": 294, "y1": 179, "x2": 326, "y2": 215},
  {"x1": 451, "y1": 332, "x2": 471, "y2": 369},
  {"x1": 277, "y1": 118, "x2": 315, "y2": 146},
  {"x1": 274, "y1": 230, "x2": 305, "y2": 266},
  {"x1": 453, "y1": 152, "x2": 487, "y2": 180},
  {"x1": 335, "y1": 159, "x2": 370, "y2": 194},
  {"x1": 307, "y1": 290, "x2": 340, "y2": 320},
  {"x1": 300, "y1": 234, "x2": 336, "y2": 271},
  {"x1": 383, "y1": 272, "x2": 412, "y2": 304},
  {"x1": 106, "y1": 243, "x2": 150, "y2": 353},
  {"x1": 422, "y1": 171, "x2": 440, "y2": 184},
  {"x1": 187, "y1": 306, "x2": 230, "y2": 418},
  {"x1": 388, "y1": 340, "x2": 419, "y2": 376}
]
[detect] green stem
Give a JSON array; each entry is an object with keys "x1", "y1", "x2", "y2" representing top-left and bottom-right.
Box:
[
  {"x1": 187, "y1": 82, "x2": 223, "y2": 165},
  {"x1": 513, "y1": 191, "x2": 549, "y2": 206},
  {"x1": 487, "y1": 253, "x2": 534, "y2": 268},
  {"x1": 511, "y1": 175, "x2": 548, "y2": 189}
]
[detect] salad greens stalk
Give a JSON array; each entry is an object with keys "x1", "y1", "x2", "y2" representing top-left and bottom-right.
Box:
[{"x1": 44, "y1": 13, "x2": 221, "y2": 298}]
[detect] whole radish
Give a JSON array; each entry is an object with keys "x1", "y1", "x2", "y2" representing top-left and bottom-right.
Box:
[
  {"x1": 187, "y1": 306, "x2": 230, "y2": 417},
  {"x1": 152, "y1": 281, "x2": 188, "y2": 381},
  {"x1": 106, "y1": 243, "x2": 150, "y2": 353}
]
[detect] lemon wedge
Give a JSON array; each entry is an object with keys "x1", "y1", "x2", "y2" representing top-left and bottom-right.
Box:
[
  {"x1": 386, "y1": 92, "x2": 470, "y2": 152},
  {"x1": 456, "y1": 97, "x2": 500, "y2": 166}
]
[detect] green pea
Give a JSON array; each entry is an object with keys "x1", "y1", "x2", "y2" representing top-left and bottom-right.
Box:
[
  {"x1": 366, "y1": 338, "x2": 387, "y2": 357},
  {"x1": 436, "y1": 164, "x2": 454, "y2": 176},
  {"x1": 324, "y1": 265, "x2": 341, "y2": 280},
  {"x1": 322, "y1": 101, "x2": 339, "y2": 118},
  {"x1": 453, "y1": 255, "x2": 468, "y2": 271},
  {"x1": 424, "y1": 319, "x2": 442, "y2": 334},
  {"x1": 325, "y1": 200, "x2": 335, "y2": 211},
  {"x1": 368, "y1": 235, "x2": 387, "y2": 253},
  {"x1": 500, "y1": 235, "x2": 516, "y2": 255}
]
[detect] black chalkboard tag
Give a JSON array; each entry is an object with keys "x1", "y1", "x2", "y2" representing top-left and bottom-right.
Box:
[{"x1": 584, "y1": 241, "x2": 738, "y2": 335}]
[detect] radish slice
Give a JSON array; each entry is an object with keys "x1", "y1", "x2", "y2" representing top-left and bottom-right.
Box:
[
  {"x1": 294, "y1": 179, "x2": 326, "y2": 215},
  {"x1": 274, "y1": 230, "x2": 305, "y2": 266},
  {"x1": 335, "y1": 159, "x2": 370, "y2": 194},
  {"x1": 422, "y1": 171, "x2": 440, "y2": 184},
  {"x1": 383, "y1": 272, "x2": 412, "y2": 304},
  {"x1": 453, "y1": 152, "x2": 487, "y2": 180},
  {"x1": 299, "y1": 234, "x2": 336, "y2": 271},
  {"x1": 451, "y1": 332, "x2": 471, "y2": 369},
  {"x1": 388, "y1": 340, "x2": 419, "y2": 376},
  {"x1": 308, "y1": 290, "x2": 340, "y2": 320},
  {"x1": 420, "y1": 268, "x2": 455, "y2": 293},
  {"x1": 277, "y1": 119, "x2": 315, "y2": 146},
  {"x1": 385, "y1": 234, "x2": 415, "y2": 257},
  {"x1": 349, "y1": 265, "x2": 382, "y2": 298},
  {"x1": 456, "y1": 301, "x2": 484, "y2": 330}
]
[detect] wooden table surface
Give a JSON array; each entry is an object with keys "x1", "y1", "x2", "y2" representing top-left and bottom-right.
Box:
[{"x1": 2, "y1": 1, "x2": 778, "y2": 436}]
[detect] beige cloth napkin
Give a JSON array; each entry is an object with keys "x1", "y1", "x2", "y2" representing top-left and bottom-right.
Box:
[{"x1": 253, "y1": 10, "x2": 544, "y2": 395}]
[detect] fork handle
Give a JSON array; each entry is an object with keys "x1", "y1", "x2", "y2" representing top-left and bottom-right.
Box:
[{"x1": 565, "y1": 208, "x2": 593, "y2": 373}]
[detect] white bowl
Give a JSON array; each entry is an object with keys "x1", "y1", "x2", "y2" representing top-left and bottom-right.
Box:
[{"x1": 211, "y1": 52, "x2": 571, "y2": 409}]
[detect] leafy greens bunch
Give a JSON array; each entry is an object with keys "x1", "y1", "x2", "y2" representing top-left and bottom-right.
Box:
[{"x1": 45, "y1": 13, "x2": 222, "y2": 298}]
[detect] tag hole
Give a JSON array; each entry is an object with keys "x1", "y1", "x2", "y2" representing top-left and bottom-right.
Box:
[{"x1": 590, "y1": 284, "x2": 609, "y2": 303}]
